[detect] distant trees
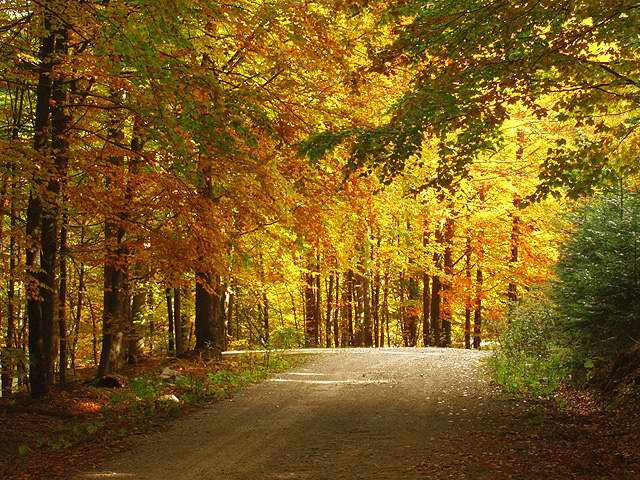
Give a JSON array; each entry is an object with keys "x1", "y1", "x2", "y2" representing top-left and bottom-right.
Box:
[{"x1": 0, "y1": 0, "x2": 573, "y2": 401}]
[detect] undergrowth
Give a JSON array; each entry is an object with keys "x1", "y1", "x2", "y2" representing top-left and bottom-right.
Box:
[{"x1": 488, "y1": 295, "x2": 569, "y2": 398}]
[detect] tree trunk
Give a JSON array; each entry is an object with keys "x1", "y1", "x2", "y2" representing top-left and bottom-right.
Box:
[
  {"x1": 2, "y1": 178, "x2": 18, "y2": 396},
  {"x1": 422, "y1": 230, "x2": 431, "y2": 347},
  {"x1": 431, "y1": 223, "x2": 443, "y2": 347},
  {"x1": 71, "y1": 259, "x2": 84, "y2": 371},
  {"x1": 442, "y1": 214, "x2": 455, "y2": 347},
  {"x1": 58, "y1": 214, "x2": 68, "y2": 383},
  {"x1": 166, "y1": 288, "x2": 175, "y2": 354},
  {"x1": 174, "y1": 288, "x2": 184, "y2": 355},
  {"x1": 382, "y1": 267, "x2": 389, "y2": 347},
  {"x1": 464, "y1": 230, "x2": 472, "y2": 349},
  {"x1": 332, "y1": 274, "x2": 340, "y2": 348},
  {"x1": 194, "y1": 273, "x2": 225, "y2": 353},
  {"x1": 474, "y1": 189, "x2": 486, "y2": 350},
  {"x1": 325, "y1": 273, "x2": 334, "y2": 348},
  {"x1": 406, "y1": 276, "x2": 419, "y2": 347},
  {"x1": 304, "y1": 270, "x2": 317, "y2": 347},
  {"x1": 26, "y1": 12, "x2": 68, "y2": 397},
  {"x1": 507, "y1": 195, "x2": 521, "y2": 305},
  {"x1": 98, "y1": 112, "x2": 128, "y2": 377},
  {"x1": 262, "y1": 291, "x2": 269, "y2": 345}
]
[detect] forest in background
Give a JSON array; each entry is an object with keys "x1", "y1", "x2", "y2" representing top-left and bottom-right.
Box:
[{"x1": 0, "y1": 0, "x2": 638, "y2": 400}]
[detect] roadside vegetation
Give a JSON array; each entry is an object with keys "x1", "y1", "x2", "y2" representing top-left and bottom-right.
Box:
[{"x1": 490, "y1": 187, "x2": 640, "y2": 406}]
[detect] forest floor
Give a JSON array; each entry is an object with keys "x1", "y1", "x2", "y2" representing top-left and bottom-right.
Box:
[{"x1": 67, "y1": 348, "x2": 639, "y2": 480}]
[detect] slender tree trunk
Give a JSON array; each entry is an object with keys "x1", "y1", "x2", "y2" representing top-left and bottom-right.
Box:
[
  {"x1": 325, "y1": 273, "x2": 334, "y2": 348},
  {"x1": 382, "y1": 267, "x2": 389, "y2": 347},
  {"x1": 399, "y1": 271, "x2": 407, "y2": 346},
  {"x1": 474, "y1": 189, "x2": 486, "y2": 349},
  {"x1": 332, "y1": 274, "x2": 340, "y2": 348},
  {"x1": 71, "y1": 260, "x2": 84, "y2": 371},
  {"x1": 166, "y1": 288, "x2": 175, "y2": 354},
  {"x1": 431, "y1": 223, "x2": 443, "y2": 346},
  {"x1": 372, "y1": 269, "x2": 380, "y2": 348},
  {"x1": 442, "y1": 214, "x2": 455, "y2": 347},
  {"x1": 174, "y1": 288, "x2": 184, "y2": 355},
  {"x1": 87, "y1": 292, "x2": 98, "y2": 365},
  {"x1": 464, "y1": 229, "x2": 472, "y2": 349},
  {"x1": 58, "y1": 214, "x2": 68, "y2": 383},
  {"x1": 315, "y1": 259, "x2": 321, "y2": 346},
  {"x1": 304, "y1": 271, "x2": 317, "y2": 347},
  {"x1": 406, "y1": 276, "x2": 419, "y2": 347},
  {"x1": 422, "y1": 229, "x2": 431, "y2": 347},
  {"x1": 98, "y1": 115, "x2": 128, "y2": 377},
  {"x1": 2, "y1": 179, "x2": 18, "y2": 396},
  {"x1": 263, "y1": 291, "x2": 269, "y2": 345},
  {"x1": 507, "y1": 195, "x2": 521, "y2": 305},
  {"x1": 128, "y1": 289, "x2": 146, "y2": 362}
]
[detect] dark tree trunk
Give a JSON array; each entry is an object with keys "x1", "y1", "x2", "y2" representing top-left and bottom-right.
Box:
[
  {"x1": 332, "y1": 274, "x2": 340, "y2": 348},
  {"x1": 194, "y1": 273, "x2": 225, "y2": 353},
  {"x1": 464, "y1": 230, "x2": 472, "y2": 349},
  {"x1": 128, "y1": 289, "x2": 146, "y2": 362},
  {"x1": 98, "y1": 116, "x2": 128, "y2": 377},
  {"x1": 2, "y1": 179, "x2": 18, "y2": 396},
  {"x1": 263, "y1": 291, "x2": 269, "y2": 345},
  {"x1": 70, "y1": 226, "x2": 85, "y2": 371},
  {"x1": 474, "y1": 189, "x2": 486, "y2": 349},
  {"x1": 406, "y1": 276, "x2": 419, "y2": 347},
  {"x1": 372, "y1": 269, "x2": 380, "y2": 348},
  {"x1": 422, "y1": 230, "x2": 431, "y2": 347},
  {"x1": 195, "y1": 274, "x2": 212, "y2": 350},
  {"x1": 174, "y1": 288, "x2": 184, "y2": 355},
  {"x1": 304, "y1": 271, "x2": 317, "y2": 347},
  {"x1": 442, "y1": 214, "x2": 455, "y2": 347},
  {"x1": 26, "y1": 13, "x2": 68, "y2": 398},
  {"x1": 87, "y1": 293, "x2": 98, "y2": 365},
  {"x1": 507, "y1": 195, "x2": 521, "y2": 305},
  {"x1": 399, "y1": 271, "x2": 406, "y2": 346},
  {"x1": 166, "y1": 288, "x2": 175, "y2": 354},
  {"x1": 315, "y1": 260, "x2": 321, "y2": 346},
  {"x1": 431, "y1": 224, "x2": 443, "y2": 347},
  {"x1": 325, "y1": 273, "x2": 334, "y2": 348},
  {"x1": 382, "y1": 267, "x2": 389, "y2": 347},
  {"x1": 58, "y1": 214, "x2": 68, "y2": 383}
]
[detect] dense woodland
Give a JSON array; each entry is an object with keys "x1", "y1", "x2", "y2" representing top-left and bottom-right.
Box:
[{"x1": 0, "y1": 0, "x2": 639, "y2": 401}]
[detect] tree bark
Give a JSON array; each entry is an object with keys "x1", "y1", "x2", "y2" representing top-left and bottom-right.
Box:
[
  {"x1": 58, "y1": 214, "x2": 68, "y2": 383},
  {"x1": 26, "y1": 10, "x2": 68, "y2": 397},
  {"x1": 166, "y1": 288, "x2": 175, "y2": 354},
  {"x1": 431, "y1": 223, "x2": 443, "y2": 347},
  {"x1": 422, "y1": 230, "x2": 431, "y2": 347},
  {"x1": 325, "y1": 273, "x2": 334, "y2": 348},
  {"x1": 304, "y1": 270, "x2": 317, "y2": 347},
  {"x1": 464, "y1": 229, "x2": 472, "y2": 349},
  {"x1": 174, "y1": 288, "x2": 184, "y2": 355},
  {"x1": 442, "y1": 214, "x2": 455, "y2": 347}
]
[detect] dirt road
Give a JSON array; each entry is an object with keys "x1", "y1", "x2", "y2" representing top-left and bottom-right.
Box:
[{"x1": 79, "y1": 348, "x2": 639, "y2": 480}]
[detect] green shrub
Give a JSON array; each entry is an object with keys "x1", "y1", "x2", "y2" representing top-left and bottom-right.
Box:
[
  {"x1": 489, "y1": 294, "x2": 568, "y2": 397},
  {"x1": 269, "y1": 326, "x2": 304, "y2": 349}
]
